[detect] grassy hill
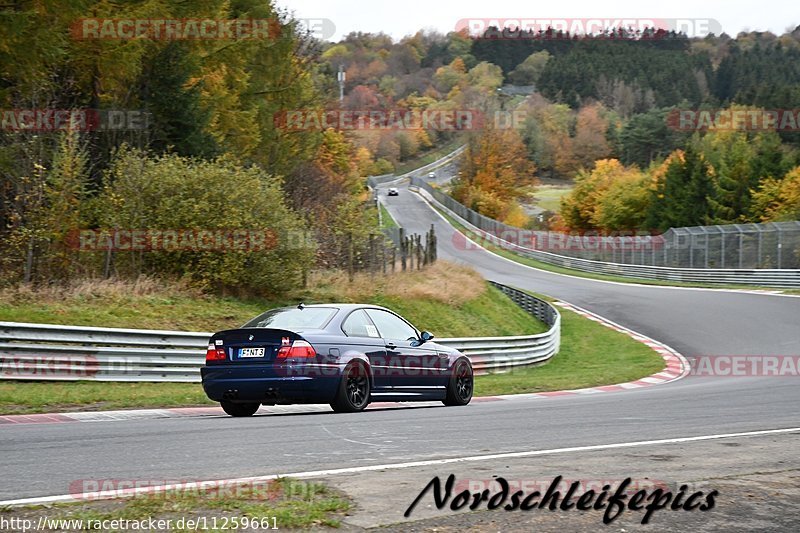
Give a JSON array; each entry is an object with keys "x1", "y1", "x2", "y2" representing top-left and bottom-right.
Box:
[{"x1": 0, "y1": 262, "x2": 546, "y2": 337}]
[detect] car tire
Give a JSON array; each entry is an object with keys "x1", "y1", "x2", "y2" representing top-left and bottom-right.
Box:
[
  {"x1": 331, "y1": 362, "x2": 370, "y2": 413},
  {"x1": 443, "y1": 358, "x2": 473, "y2": 406},
  {"x1": 220, "y1": 400, "x2": 260, "y2": 417}
]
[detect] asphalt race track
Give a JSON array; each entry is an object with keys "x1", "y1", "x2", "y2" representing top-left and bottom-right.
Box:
[{"x1": 1, "y1": 175, "x2": 799, "y2": 529}]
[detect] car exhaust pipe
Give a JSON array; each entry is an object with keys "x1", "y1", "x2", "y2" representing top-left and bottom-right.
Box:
[{"x1": 222, "y1": 389, "x2": 239, "y2": 400}]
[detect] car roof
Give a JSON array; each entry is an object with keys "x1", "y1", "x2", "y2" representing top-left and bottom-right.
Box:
[
  {"x1": 282, "y1": 303, "x2": 392, "y2": 312},
  {"x1": 244, "y1": 303, "x2": 419, "y2": 335},
  {"x1": 270, "y1": 303, "x2": 404, "y2": 329}
]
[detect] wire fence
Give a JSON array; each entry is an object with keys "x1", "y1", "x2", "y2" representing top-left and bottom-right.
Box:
[{"x1": 411, "y1": 178, "x2": 800, "y2": 270}]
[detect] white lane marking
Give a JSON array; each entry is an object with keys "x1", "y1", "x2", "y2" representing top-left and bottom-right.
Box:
[
  {"x1": 4, "y1": 426, "x2": 800, "y2": 508},
  {"x1": 413, "y1": 188, "x2": 800, "y2": 298}
]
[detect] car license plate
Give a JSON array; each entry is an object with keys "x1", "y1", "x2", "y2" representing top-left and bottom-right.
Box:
[{"x1": 238, "y1": 347, "x2": 265, "y2": 358}]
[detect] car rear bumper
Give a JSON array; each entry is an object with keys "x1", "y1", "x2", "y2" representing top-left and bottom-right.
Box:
[{"x1": 201, "y1": 363, "x2": 344, "y2": 404}]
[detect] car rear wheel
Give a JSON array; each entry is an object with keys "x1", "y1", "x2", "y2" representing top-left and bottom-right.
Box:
[
  {"x1": 220, "y1": 400, "x2": 260, "y2": 417},
  {"x1": 331, "y1": 362, "x2": 370, "y2": 412},
  {"x1": 443, "y1": 359, "x2": 473, "y2": 406}
]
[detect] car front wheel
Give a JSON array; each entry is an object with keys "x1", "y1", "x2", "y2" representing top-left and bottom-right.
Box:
[{"x1": 443, "y1": 359, "x2": 473, "y2": 406}]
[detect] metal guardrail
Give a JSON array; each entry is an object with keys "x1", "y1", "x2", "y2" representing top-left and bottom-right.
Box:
[
  {"x1": 413, "y1": 179, "x2": 800, "y2": 288},
  {"x1": 0, "y1": 322, "x2": 210, "y2": 382},
  {"x1": 365, "y1": 173, "x2": 396, "y2": 187},
  {"x1": 0, "y1": 285, "x2": 559, "y2": 381},
  {"x1": 464, "y1": 282, "x2": 560, "y2": 374},
  {"x1": 367, "y1": 145, "x2": 466, "y2": 188}
]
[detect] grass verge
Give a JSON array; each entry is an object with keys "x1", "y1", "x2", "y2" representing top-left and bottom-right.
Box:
[
  {"x1": 474, "y1": 300, "x2": 664, "y2": 396},
  {"x1": 0, "y1": 382, "x2": 215, "y2": 414},
  {"x1": 0, "y1": 478, "x2": 350, "y2": 530},
  {"x1": 379, "y1": 202, "x2": 398, "y2": 229},
  {"x1": 528, "y1": 183, "x2": 573, "y2": 212},
  {"x1": 0, "y1": 262, "x2": 543, "y2": 336}
]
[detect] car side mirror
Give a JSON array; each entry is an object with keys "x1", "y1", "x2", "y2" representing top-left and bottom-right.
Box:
[{"x1": 420, "y1": 331, "x2": 434, "y2": 343}]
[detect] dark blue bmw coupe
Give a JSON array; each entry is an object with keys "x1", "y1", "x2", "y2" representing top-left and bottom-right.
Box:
[{"x1": 201, "y1": 304, "x2": 473, "y2": 416}]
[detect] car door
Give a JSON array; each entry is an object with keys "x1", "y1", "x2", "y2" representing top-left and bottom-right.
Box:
[
  {"x1": 340, "y1": 309, "x2": 390, "y2": 390},
  {"x1": 364, "y1": 309, "x2": 446, "y2": 391}
]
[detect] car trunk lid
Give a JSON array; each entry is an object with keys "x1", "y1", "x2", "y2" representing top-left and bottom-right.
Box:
[{"x1": 208, "y1": 328, "x2": 301, "y2": 364}]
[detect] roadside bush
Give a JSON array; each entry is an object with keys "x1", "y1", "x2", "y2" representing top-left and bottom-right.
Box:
[{"x1": 88, "y1": 147, "x2": 314, "y2": 295}]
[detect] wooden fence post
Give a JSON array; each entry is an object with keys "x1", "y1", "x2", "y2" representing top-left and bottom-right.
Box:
[
  {"x1": 399, "y1": 227, "x2": 407, "y2": 271},
  {"x1": 347, "y1": 233, "x2": 354, "y2": 282}
]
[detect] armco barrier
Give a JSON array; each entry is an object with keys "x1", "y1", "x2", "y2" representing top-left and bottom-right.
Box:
[
  {"x1": 365, "y1": 173, "x2": 396, "y2": 187},
  {"x1": 367, "y1": 145, "x2": 466, "y2": 188},
  {"x1": 0, "y1": 284, "x2": 559, "y2": 381},
  {"x1": 412, "y1": 178, "x2": 800, "y2": 288}
]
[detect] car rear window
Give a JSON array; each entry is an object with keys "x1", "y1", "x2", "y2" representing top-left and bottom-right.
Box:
[{"x1": 243, "y1": 307, "x2": 337, "y2": 330}]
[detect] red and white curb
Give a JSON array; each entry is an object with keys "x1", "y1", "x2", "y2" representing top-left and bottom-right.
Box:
[
  {"x1": 0, "y1": 407, "x2": 224, "y2": 426},
  {"x1": 496, "y1": 301, "x2": 689, "y2": 400},
  {"x1": 0, "y1": 304, "x2": 688, "y2": 426},
  {"x1": 490, "y1": 301, "x2": 690, "y2": 401}
]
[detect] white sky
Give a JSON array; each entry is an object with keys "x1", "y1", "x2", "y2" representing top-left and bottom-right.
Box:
[{"x1": 276, "y1": 0, "x2": 798, "y2": 41}]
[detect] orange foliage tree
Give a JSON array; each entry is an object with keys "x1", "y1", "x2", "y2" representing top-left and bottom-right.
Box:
[{"x1": 453, "y1": 127, "x2": 537, "y2": 224}]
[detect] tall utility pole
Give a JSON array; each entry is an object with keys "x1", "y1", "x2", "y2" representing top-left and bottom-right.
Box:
[{"x1": 337, "y1": 64, "x2": 345, "y2": 103}]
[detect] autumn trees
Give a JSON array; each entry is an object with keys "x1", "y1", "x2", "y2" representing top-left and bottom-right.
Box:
[
  {"x1": 452, "y1": 126, "x2": 536, "y2": 226},
  {"x1": 3, "y1": 5, "x2": 800, "y2": 289},
  {"x1": 751, "y1": 167, "x2": 800, "y2": 222},
  {"x1": 0, "y1": 1, "x2": 342, "y2": 291},
  {"x1": 318, "y1": 30, "x2": 506, "y2": 174},
  {"x1": 557, "y1": 143, "x2": 800, "y2": 234},
  {"x1": 520, "y1": 97, "x2": 612, "y2": 179}
]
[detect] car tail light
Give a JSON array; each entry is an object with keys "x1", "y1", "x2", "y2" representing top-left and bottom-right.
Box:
[
  {"x1": 276, "y1": 340, "x2": 316, "y2": 359},
  {"x1": 206, "y1": 344, "x2": 227, "y2": 363}
]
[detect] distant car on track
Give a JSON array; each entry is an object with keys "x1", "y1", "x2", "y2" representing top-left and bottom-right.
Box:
[
  {"x1": 201, "y1": 304, "x2": 473, "y2": 416},
  {"x1": 387, "y1": 187, "x2": 399, "y2": 196},
  {"x1": 427, "y1": 171, "x2": 436, "y2": 179}
]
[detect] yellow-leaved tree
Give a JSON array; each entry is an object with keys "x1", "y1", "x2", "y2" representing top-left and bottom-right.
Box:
[
  {"x1": 560, "y1": 159, "x2": 648, "y2": 231},
  {"x1": 751, "y1": 167, "x2": 800, "y2": 222}
]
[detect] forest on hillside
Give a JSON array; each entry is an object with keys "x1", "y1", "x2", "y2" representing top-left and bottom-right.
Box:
[
  {"x1": 319, "y1": 25, "x2": 800, "y2": 230},
  {"x1": 472, "y1": 27, "x2": 800, "y2": 230},
  {"x1": 2, "y1": 3, "x2": 799, "y2": 292}
]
